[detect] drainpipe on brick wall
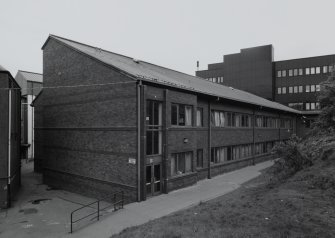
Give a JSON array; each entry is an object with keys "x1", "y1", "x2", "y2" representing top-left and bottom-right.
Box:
[
  {"x1": 7, "y1": 88, "x2": 12, "y2": 207},
  {"x1": 137, "y1": 80, "x2": 142, "y2": 202},
  {"x1": 207, "y1": 99, "x2": 211, "y2": 179},
  {"x1": 252, "y1": 107, "x2": 255, "y2": 166}
]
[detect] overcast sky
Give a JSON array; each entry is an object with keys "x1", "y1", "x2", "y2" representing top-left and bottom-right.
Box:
[{"x1": 1, "y1": 0, "x2": 335, "y2": 77}]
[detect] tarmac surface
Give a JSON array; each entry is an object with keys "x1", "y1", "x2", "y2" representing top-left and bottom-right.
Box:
[{"x1": 0, "y1": 160, "x2": 273, "y2": 238}]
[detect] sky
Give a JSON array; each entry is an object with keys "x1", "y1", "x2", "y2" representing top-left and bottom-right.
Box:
[{"x1": 1, "y1": 0, "x2": 335, "y2": 77}]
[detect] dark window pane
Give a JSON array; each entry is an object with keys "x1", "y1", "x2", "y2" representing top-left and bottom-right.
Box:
[
  {"x1": 146, "y1": 101, "x2": 153, "y2": 125},
  {"x1": 197, "y1": 149, "x2": 203, "y2": 167},
  {"x1": 153, "y1": 102, "x2": 159, "y2": 125},
  {"x1": 171, "y1": 104, "x2": 178, "y2": 125},
  {"x1": 178, "y1": 154, "x2": 185, "y2": 173},
  {"x1": 179, "y1": 105, "x2": 185, "y2": 126},
  {"x1": 146, "y1": 131, "x2": 153, "y2": 155},
  {"x1": 146, "y1": 166, "x2": 151, "y2": 184},
  {"x1": 153, "y1": 131, "x2": 159, "y2": 154}
]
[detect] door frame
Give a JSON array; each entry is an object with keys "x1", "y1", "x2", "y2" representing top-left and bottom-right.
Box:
[{"x1": 145, "y1": 162, "x2": 162, "y2": 197}]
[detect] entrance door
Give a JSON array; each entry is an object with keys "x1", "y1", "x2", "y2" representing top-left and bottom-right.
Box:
[{"x1": 146, "y1": 163, "x2": 161, "y2": 197}]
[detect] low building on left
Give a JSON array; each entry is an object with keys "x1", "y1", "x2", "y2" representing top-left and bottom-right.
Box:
[{"x1": 0, "y1": 65, "x2": 21, "y2": 208}]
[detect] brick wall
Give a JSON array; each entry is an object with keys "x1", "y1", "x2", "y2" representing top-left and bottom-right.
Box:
[{"x1": 35, "y1": 38, "x2": 138, "y2": 202}]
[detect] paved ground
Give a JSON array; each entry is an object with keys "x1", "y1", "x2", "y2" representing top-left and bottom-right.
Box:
[{"x1": 0, "y1": 160, "x2": 273, "y2": 238}]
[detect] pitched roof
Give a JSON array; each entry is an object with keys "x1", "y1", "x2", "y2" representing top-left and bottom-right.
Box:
[
  {"x1": 17, "y1": 70, "x2": 43, "y2": 83},
  {"x1": 44, "y1": 35, "x2": 300, "y2": 114},
  {"x1": 0, "y1": 65, "x2": 8, "y2": 72}
]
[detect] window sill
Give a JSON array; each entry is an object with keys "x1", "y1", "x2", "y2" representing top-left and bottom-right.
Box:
[{"x1": 169, "y1": 171, "x2": 197, "y2": 181}]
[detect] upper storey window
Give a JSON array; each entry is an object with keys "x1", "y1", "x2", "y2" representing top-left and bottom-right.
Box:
[
  {"x1": 288, "y1": 69, "x2": 293, "y2": 77},
  {"x1": 311, "y1": 67, "x2": 315, "y2": 74},
  {"x1": 293, "y1": 69, "x2": 298, "y2": 76},
  {"x1": 277, "y1": 70, "x2": 282, "y2": 77},
  {"x1": 323, "y1": 66, "x2": 328, "y2": 74},
  {"x1": 298, "y1": 68, "x2": 303, "y2": 75},
  {"x1": 305, "y1": 68, "x2": 310, "y2": 75},
  {"x1": 282, "y1": 70, "x2": 287, "y2": 77},
  {"x1": 171, "y1": 104, "x2": 192, "y2": 126},
  {"x1": 316, "y1": 67, "x2": 321, "y2": 74}
]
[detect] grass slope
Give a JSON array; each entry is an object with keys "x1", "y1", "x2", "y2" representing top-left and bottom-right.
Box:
[{"x1": 113, "y1": 152, "x2": 335, "y2": 238}]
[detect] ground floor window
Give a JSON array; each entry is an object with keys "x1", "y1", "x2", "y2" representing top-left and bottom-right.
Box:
[
  {"x1": 171, "y1": 152, "x2": 192, "y2": 176},
  {"x1": 211, "y1": 147, "x2": 226, "y2": 164},
  {"x1": 196, "y1": 149, "x2": 203, "y2": 168}
]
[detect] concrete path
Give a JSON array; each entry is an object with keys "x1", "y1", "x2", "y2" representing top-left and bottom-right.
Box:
[{"x1": 67, "y1": 160, "x2": 274, "y2": 238}]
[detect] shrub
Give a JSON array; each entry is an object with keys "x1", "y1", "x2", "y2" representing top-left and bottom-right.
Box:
[{"x1": 270, "y1": 135, "x2": 313, "y2": 180}]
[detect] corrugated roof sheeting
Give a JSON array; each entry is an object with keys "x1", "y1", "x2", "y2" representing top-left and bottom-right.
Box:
[{"x1": 48, "y1": 35, "x2": 300, "y2": 114}]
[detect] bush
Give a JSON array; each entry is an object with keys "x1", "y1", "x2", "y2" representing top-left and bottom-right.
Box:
[{"x1": 270, "y1": 135, "x2": 313, "y2": 180}]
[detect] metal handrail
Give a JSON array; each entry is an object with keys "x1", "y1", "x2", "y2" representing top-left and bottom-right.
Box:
[{"x1": 70, "y1": 191, "x2": 124, "y2": 233}]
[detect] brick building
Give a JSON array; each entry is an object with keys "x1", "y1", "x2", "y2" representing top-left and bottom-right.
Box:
[
  {"x1": 196, "y1": 45, "x2": 335, "y2": 135},
  {"x1": 0, "y1": 65, "x2": 21, "y2": 208},
  {"x1": 34, "y1": 35, "x2": 299, "y2": 202}
]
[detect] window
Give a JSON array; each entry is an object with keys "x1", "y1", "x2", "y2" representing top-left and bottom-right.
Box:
[
  {"x1": 255, "y1": 142, "x2": 274, "y2": 155},
  {"x1": 299, "y1": 86, "x2": 303, "y2": 93},
  {"x1": 289, "y1": 86, "x2": 293, "y2": 94},
  {"x1": 311, "y1": 67, "x2": 315, "y2": 74},
  {"x1": 196, "y1": 108, "x2": 203, "y2": 127},
  {"x1": 282, "y1": 70, "x2": 287, "y2": 77},
  {"x1": 171, "y1": 152, "x2": 192, "y2": 176},
  {"x1": 211, "y1": 110, "x2": 225, "y2": 127},
  {"x1": 329, "y1": 65, "x2": 333, "y2": 73},
  {"x1": 310, "y1": 103, "x2": 316, "y2": 110},
  {"x1": 288, "y1": 103, "x2": 303, "y2": 110},
  {"x1": 306, "y1": 85, "x2": 310, "y2": 93},
  {"x1": 316, "y1": 84, "x2": 321, "y2": 91},
  {"x1": 323, "y1": 66, "x2": 328, "y2": 74},
  {"x1": 146, "y1": 100, "x2": 162, "y2": 155},
  {"x1": 305, "y1": 68, "x2": 310, "y2": 75},
  {"x1": 311, "y1": 85, "x2": 315, "y2": 92},
  {"x1": 294, "y1": 86, "x2": 298, "y2": 93},
  {"x1": 305, "y1": 103, "x2": 310, "y2": 110},
  {"x1": 211, "y1": 147, "x2": 226, "y2": 164},
  {"x1": 277, "y1": 87, "x2": 282, "y2": 94},
  {"x1": 293, "y1": 69, "x2": 298, "y2": 76},
  {"x1": 316, "y1": 67, "x2": 320, "y2": 74},
  {"x1": 241, "y1": 114, "x2": 251, "y2": 127},
  {"x1": 282, "y1": 87, "x2": 287, "y2": 94},
  {"x1": 316, "y1": 102, "x2": 321, "y2": 110},
  {"x1": 289, "y1": 69, "x2": 293, "y2": 77},
  {"x1": 298, "y1": 68, "x2": 303, "y2": 75},
  {"x1": 277, "y1": 70, "x2": 282, "y2": 77},
  {"x1": 196, "y1": 149, "x2": 203, "y2": 168},
  {"x1": 171, "y1": 104, "x2": 192, "y2": 126}
]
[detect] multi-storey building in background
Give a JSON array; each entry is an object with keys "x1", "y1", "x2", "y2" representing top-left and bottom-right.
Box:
[{"x1": 196, "y1": 46, "x2": 335, "y2": 132}]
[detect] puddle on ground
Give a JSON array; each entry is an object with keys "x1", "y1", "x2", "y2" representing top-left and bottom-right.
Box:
[
  {"x1": 19, "y1": 208, "x2": 38, "y2": 215},
  {"x1": 29, "y1": 198, "x2": 51, "y2": 204}
]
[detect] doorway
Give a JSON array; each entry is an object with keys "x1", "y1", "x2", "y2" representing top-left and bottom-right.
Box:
[{"x1": 146, "y1": 163, "x2": 161, "y2": 197}]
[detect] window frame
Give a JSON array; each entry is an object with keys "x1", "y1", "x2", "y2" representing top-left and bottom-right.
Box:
[
  {"x1": 171, "y1": 103, "x2": 193, "y2": 127},
  {"x1": 171, "y1": 151, "x2": 193, "y2": 176}
]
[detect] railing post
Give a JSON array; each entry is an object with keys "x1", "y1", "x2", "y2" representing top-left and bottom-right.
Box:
[
  {"x1": 114, "y1": 193, "x2": 116, "y2": 211},
  {"x1": 122, "y1": 191, "x2": 124, "y2": 208},
  {"x1": 97, "y1": 201, "x2": 100, "y2": 221},
  {"x1": 70, "y1": 213, "x2": 73, "y2": 233}
]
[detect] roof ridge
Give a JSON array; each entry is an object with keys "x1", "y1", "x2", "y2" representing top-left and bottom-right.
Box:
[
  {"x1": 50, "y1": 34, "x2": 208, "y2": 81},
  {"x1": 18, "y1": 70, "x2": 42, "y2": 75},
  {"x1": 49, "y1": 34, "x2": 135, "y2": 61}
]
